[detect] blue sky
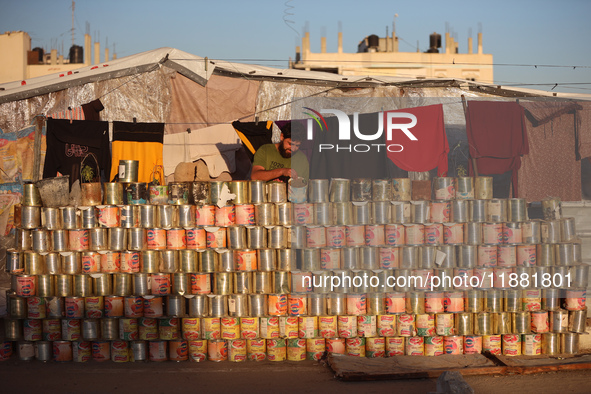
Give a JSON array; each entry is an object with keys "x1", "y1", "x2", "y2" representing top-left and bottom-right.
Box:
[{"x1": 2, "y1": 0, "x2": 590, "y2": 94}]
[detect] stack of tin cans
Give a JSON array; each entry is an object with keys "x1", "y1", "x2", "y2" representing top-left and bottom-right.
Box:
[{"x1": 1, "y1": 176, "x2": 588, "y2": 363}]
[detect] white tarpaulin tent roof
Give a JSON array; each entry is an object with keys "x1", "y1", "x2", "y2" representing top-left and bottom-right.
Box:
[{"x1": 3, "y1": 46, "x2": 590, "y2": 107}]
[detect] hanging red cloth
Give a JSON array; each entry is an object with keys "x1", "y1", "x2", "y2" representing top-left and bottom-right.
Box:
[
  {"x1": 465, "y1": 101, "x2": 529, "y2": 196},
  {"x1": 385, "y1": 104, "x2": 449, "y2": 176}
]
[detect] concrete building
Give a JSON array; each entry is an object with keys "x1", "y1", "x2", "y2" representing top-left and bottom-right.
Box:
[
  {"x1": 0, "y1": 31, "x2": 113, "y2": 84},
  {"x1": 291, "y1": 30, "x2": 493, "y2": 83}
]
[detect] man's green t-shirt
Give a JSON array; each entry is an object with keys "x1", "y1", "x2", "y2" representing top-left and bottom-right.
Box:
[{"x1": 252, "y1": 144, "x2": 309, "y2": 180}]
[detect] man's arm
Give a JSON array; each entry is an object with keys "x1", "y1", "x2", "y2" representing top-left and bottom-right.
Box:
[{"x1": 250, "y1": 165, "x2": 296, "y2": 181}]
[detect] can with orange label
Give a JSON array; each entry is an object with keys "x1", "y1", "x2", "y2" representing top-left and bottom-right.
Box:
[
  {"x1": 385, "y1": 292, "x2": 406, "y2": 314},
  {"x1": 195, "y1": 205, "x2": 216, "y2": 226},
  {"x1": 169, "y1": 340, "x2": 189, "y2": 362},
  {"x1": 207, "y1": 339, "x2": 228, "y2": 362},
  {"x1": 443, "y1": 335, "x2": 463, "y2": 355},
  {"x1": 53, "y1": 340, "x2": 73, "y2": 362},
  {"x1": 92, "y1": 341, "x2": 110, "y2": 362}
]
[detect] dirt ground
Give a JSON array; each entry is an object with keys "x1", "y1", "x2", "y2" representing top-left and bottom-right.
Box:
[{"x1": 0, "y1": 357, "x2": 590, "y2": 394}]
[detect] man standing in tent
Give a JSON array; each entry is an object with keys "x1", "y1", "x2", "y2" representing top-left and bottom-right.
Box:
[{"x1": 250, "y1": 122, "x2": 309, "y2": 182}]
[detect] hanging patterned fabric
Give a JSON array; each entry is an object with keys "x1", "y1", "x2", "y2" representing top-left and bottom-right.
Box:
[
  {"x1": 109, "y1": 121, "x2": 165, "y2": 183},
  {"x1": 42, "y1": 118, "x2": 110, "y2": 187}
]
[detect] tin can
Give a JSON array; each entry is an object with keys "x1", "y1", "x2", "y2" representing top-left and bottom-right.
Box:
[
  {"x1": 53, "y1": 341, "x2": 73, "y2": 362},
  {"x1": 26, "y1": 296, "x2": 46, "y2": 319},
  {"x1": 463, "y1": 335, "x2": 482, "y2": 354},
  {"x1": 516, "y1": 244, "x2": 536, "y2": 267},
  {"x1": 146, "y1": 228, "x2": 167, "y2": 250},
  {"x1": 158, "y1": 317, "x2": 180, "y2": 340},
  {"x1": 266, "y1": 338, "x2": 287, "y2": 361},
  {"x1": 482, "y1": 223, "x2": 503, "y2": 245},
  {"x1": 65, "y1": 297, "x2": 85, "y2": 319},
  {"x1": 384, "y1": 292, "x2": 406, "y2": 314},
  {"x1": 245, "y1": 339, "x2": 265, "y2": 361},
  {"x1": 286, "y1": 338, "x2": 306, "y2": 361},
  {"x1": 562, "y1": 332, "x2": 579, "y2": 355},
  {"x1": 443, "y1": 223, "x2": 463, "y2": 245},
  {"x1": 346, "y1": 225, "x2": 365, "y2": 247},
  {"x1": 565, "y1": 289, "x2": 586, "y2": 311},
  {"x1": 23, "y1": 319, "x2": 42, "y2": 341},
  {"x1": 436, "y1": 313, "x2": 455, "y2": 336},
  {"x1": 502, "y1": 334, "x2": 522, "y2": 356},
  {"x1": 416, "y1": 313, "x2": 436, "y2": 337},
  {"x1": 220, "y1": 317, "x2": 240, "y2": 340},
  {"x1": 109, "y1": 340, "x2": 129, "y2": 363},
  {"x1": 165, "y1": 339, "x2": 187, "y2": 362},
  {"x1": 234, "y1": 204, "x2": 255, "y2": 226},
  {"x1": 345, "y1": 337, "x2": 366, "y2": 357},
  {"x1": 146, "y1": 341, "x2": 167, "y2": 362},
  {"x1": 522, "y1": 289, "x2": 542, "y2": 311},
  {"x1": 184, "y1": 340, "x2": 206, "y2": 362},
  {"x1": 194, "y1": 205, "x2": 215, "y2": 227},
  {"x1": 404, "y1": 336, "x2": 424, "y2": 356},
  {"x1": 482, "y1": 335, "x2": 502, "y2": 355},
  {"x1": 443, "y1": 335, "x2": 463, "y2": 355},
  {"x1": 305, "y1": 337, "x2": 326, "y2": 360},
  {"x1": 346, "y1": 294, "x2": 367, "y2": 316},
  {"x1": 92, "y1": 341, "x2": 111, "y2": 362},
  {"x1": 397, "y1": 314, "x2": 416, "y2": 337},
  {"x1": 424, "y1": 336, "x2": 444, "y2": 356},
  {"x1": 522, "y1": 333, "x2": 543, "y2": 355},
  {"x1": 337, "y1": 316, "x2": 357, "y2": 338},
  {"x1": 384, "y1": 337, "x2": 404, "y2": 356},
  {"x1": 72, "y1": 341, "x2": 91, "y2": 363},
  {"x1": 542, "y1": 332, "x2": 560, "y2": 355}
]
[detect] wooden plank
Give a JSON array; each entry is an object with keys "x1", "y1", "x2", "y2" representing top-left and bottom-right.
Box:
[
  {"x1": 327, "y1": 353, "x2": 591, "y2": 381},
  {"x1": 328, "y1": 354, "x2": 503, "y2": 381},
  {"x1": 495, "y1": 354, "x2": 591, "y2": 368}
]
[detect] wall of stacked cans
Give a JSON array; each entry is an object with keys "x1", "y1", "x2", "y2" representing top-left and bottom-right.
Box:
[{"x1": 2, "y1": 175, "x2": 589, "y2": 363}]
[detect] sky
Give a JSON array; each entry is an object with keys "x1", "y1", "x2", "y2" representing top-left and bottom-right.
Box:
[{"x1": 1, "y1": 0, "x2": 590, "y2": 94}]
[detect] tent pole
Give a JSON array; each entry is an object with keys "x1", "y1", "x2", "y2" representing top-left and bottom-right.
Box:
[{"x1": 33, "y1": 116, "x2": 45, "y2": 182}]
